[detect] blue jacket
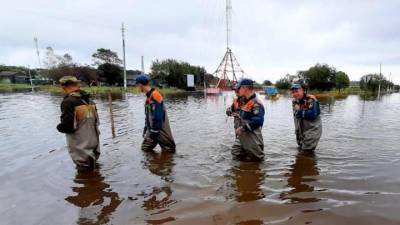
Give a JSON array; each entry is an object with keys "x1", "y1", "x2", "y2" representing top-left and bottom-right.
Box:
[
  {"x1": 239, "y1": 93, "x2": 265, "y2": 132},
  {"x1": 293, "y1": 96, "x2": 320, "y2": 120},
  {"x1": 145, "y1": 88, "x2": 165, "y2": 138}
]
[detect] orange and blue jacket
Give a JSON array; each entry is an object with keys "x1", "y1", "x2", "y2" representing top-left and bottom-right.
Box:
[
  {"x1": 238, "y1": 93, "x2": 265, "y2": 132},
  {"x1": 145, "y1": 88, "x2": 165, "y2": 136},
  {"x1": 292, "y1": 95, "x2": 320, "y2": 120},
  {"x1": 230, "y1": 97, "x2": 243, "y2": 114}
]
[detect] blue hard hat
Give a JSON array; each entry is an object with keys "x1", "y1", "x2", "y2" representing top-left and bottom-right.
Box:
[
  {"x1": 135, "y1": 75, "x2": 150, "y2": 85},
  {"x1": 237, "y1": 78, "x2": 254, "y2": 88},
  {"x1": 290, "y1": 83, "x2": 302, "y2": 90}
]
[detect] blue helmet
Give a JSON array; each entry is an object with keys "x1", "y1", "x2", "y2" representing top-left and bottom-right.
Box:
[
  {"x1": 135, "y1": 75, "x2": 150, "y2": 85},
  {"x1": 290, "y1": 83, "x2": 302, "y2": 90},
  {"x1": 237, "y1": 78, "x2": 254, "y2": 89}
]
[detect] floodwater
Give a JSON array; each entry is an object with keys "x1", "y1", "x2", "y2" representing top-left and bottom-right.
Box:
[{"x1": 0, "y1": 90, "x2": 399, "y2": 225}]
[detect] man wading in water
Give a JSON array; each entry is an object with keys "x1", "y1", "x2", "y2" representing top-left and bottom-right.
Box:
[
  {"x1": 231, "y1": 79, "x2": 265, "y2": 161},
  {"x1": 291, "y1": 82, "x2": 322, "y2": 151},
  {"x1": 135, "y1": 75, "x2": 176, "y2": 153},
  {"x1": 56, "y1": 76, "x2": 100, "y2": 171}
]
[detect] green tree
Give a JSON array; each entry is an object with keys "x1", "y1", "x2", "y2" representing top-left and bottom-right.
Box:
[
  {"x1": 97, "y1": 63, "x2": 122, "y2": 85},
  {"x1": 335, "y1": 71, "x2": 350, "y2": 92},
  {"x1": 300, "y1": 63, "x2": 336, "y2": 91},
  {"x1": 263, "y1": 80, "x2": 272, "y2": 86},
  {"x1": 150, "y1": 59, "x2": 207, "y2": 89},
  {"x1": 92, "y1": 48, "x2": 122, "y2": 66},
  {"x1": 360, "y1": 74, "x2": 380, "y2": 92},
  {"x1": 275, "y1": 77, "x2": 291, "y2": 90}
]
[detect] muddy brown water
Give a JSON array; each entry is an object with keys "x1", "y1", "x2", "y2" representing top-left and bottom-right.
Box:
[{"x1": 0, "y1": 91, "x2": 399, "y2": 225}]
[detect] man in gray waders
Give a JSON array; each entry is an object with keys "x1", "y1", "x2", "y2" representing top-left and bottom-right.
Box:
[
  {"x1": 135, "y1": 75, "x2": 176, "y2": 153},
  {"x1": 291, "y1": 82, "x2": 322, "y2": 151},
  {"x1": 232, "y1": 79, "x2": 265, "y2": 161},
  {"x1": 56, "y1": 76, "x2": 100, "y2": 171}
]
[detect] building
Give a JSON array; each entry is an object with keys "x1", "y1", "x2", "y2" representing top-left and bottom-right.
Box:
[
  {"x1": 126, "y1": 70, "x2": 143, "y2": 86},
  {"x1": 0, "y1": 71, "x2": 29, "y2": 84}
]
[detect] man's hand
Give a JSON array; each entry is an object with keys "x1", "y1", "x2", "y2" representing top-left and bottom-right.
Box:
[
  {"x1": 226, "y1": 107, "x2": 232, "y2": 116},
  {"x1": 231, "y1": 112, "x2": 240, "y2": 118},
  {"x1": 294, "y1": 104, "x2": 300, "y2": 111},
  {"x1": 308, "y1": 94, "x2": 317, "y2": 101},
  {"x1": 235, "y1": 127, "x2": 244, "y2": 136}
]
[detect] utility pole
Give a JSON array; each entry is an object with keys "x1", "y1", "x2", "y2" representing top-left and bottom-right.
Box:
[
  {"x1": 121, "y1": 23, "x2": 127, "y2": 89},
  {"x1": 28, "y1": 65, "x2": 33, "y2": 86},
  {"x1": 226, "y1": 0, "x2": 232, "y2": 50},
  {"x1": 34, "y1": 37, "x2": 42, "y2": 69},
  {"x1": 141, "y1": 56, "x2": 145, "y2": 75},
  {"x1": 378, "y1": 63, "x2": 382, "y2": 98}
]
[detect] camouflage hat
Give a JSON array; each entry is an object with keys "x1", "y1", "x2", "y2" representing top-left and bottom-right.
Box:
[{"x1": 59, "y1": 76, "x2": 80, "y2": 85}]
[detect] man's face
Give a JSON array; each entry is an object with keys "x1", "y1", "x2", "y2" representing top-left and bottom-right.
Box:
[
  {"x1": 291, "y1": 88, "x2": 304, "y2": 100},
  {"x1": 61, "y1": 86, "x2": 68, "y2": 94},
  {"x1": 61, "y1": 83, "x2": 80, "y2": 94},
  {"x1": 136, "y1": 83, "x2": 143, "y2": 92},
  {"x1": 238, "y1": 86, "x2": 251, "y2": 97},
  {"x1": 238, "y1": 86, "x2": 245, "y2": 97}
]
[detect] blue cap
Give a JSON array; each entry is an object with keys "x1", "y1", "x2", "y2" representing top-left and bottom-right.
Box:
[
  {"x1": 290, "y1": 83, "x2": 302, "y2": 90},
  {"x1": 237, "y1": 78, "x2": 254, "y2": 88},
  {"x1": 135, "y1": 75, "x2": 150, "y2": 85}
]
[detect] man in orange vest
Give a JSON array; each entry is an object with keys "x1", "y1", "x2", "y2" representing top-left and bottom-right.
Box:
[
  {"x1": 291, "y1": 82, "x2": 322, "y2": 151},
  {"x1": 232, "y1": 79, "x2": 265, "y2": 161},
  {"x1": 136, "y1": 75, "x2": 176, "y2": 152}
]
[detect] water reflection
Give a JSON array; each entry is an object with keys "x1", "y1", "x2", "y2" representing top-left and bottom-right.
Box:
[
  {"x1": 230, "y1": 161, "x2": 266, "y2": 202},
  {"x1": 142, "y1": 151, "x2": 175, "y2": 182},
  {"x1": 236, "y1": 220, "x2": 264, "y2": 225},
  {"x1": 280, "y1": 151, "x2": 320, "y2": 203},
  {"x1": 141, "y1": 152, "x2": 177, "y2": 224},
  {"x1": 65, "y1": 168, "x2": 122, "y2": 225}
]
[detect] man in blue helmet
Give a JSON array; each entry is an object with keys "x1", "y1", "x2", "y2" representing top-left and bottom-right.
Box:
[
  {"x1": 231, "y1": 79, "x2": 265, "y2": 161},
  {"x1": 291, "y1": 82, "x2": 322, "y2": 151},
  {"x1": 135, "y1": 75, "x2": 176, "y2": 152}
]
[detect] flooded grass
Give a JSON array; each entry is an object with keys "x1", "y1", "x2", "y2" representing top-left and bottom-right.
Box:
[{"x1": 0, "y1": 83, "x2": 183, "y2": 95}]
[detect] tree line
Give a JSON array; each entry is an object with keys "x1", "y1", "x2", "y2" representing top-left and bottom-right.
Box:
[
  {"x1": 270, "y1": 63, "x2": 398, "y2": 92},
  {"x1": 1, "y1": 47, "x2": 211, "y2": 88},
  {"x1": 1, "y1": 52, "x2": 399, "y2": 92}
]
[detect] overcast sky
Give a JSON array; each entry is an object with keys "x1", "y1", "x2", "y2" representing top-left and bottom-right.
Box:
[{"x1": 1, "y1": 0, "x2": 399, "y2": 83}]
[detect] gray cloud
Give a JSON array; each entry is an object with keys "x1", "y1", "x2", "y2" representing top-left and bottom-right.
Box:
[{"x1": 1, "y1": 0, "x2": 399, "y2": 83}]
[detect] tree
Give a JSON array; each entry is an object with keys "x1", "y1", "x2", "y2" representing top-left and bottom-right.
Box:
[
  {"x1": 44, "y1": 47, "x2": 62, "y2": 69},
  {"x1": 263, "y1": 80, "x2": 272, "y2": 86},
  {"x1": 335, "y1": 71, "x2": 350, "y2": 92},
  {"x1": 275, "y1": 77, "x2": 291, "y2": 90},
  {"x1": 360, "y1": 74, "x2": 393, "y2": 92},
  {"x1": 300, "y1": 63, "x2": 336, "y2": 91},
  {"x1": 150, "y1": 59, "x2": 207, "y2": 89},
  {"x1": 97, "y1": 63, "x2": 122, "y2": 85},
  {"x1": 74, "y1": 66, "x2": 98, "y2": 86},
  {"x1": 360, "y1": 74, "x2": 380, "y2": 92},
  {"x1": 43, "y1": 47, "x2": 76, "y2": 82},
  {"x1": 92, "y1": 48, "x2": 122, "y2": 66}
]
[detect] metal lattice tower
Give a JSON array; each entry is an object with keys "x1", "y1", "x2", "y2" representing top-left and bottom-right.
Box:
[{"x1": 213, "y1": 0, "x2": 245, "y2": 89}]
